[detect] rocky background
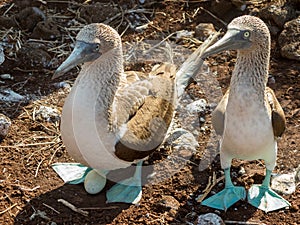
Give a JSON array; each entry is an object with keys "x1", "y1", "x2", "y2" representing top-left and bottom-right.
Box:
[{"x1": 0, "y1": 0, "x2": 299, "y2": 224}]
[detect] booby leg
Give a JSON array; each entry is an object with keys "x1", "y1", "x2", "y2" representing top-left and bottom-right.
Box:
[
  {"x1": 201, "y1": 168, "x2": 246, "y2": 210},
  {"x1": 247, "y1": 169, "x2": 290, "y2": 212},
  {"x1": 106, "y1": 161, "x2": 143, "y2": 204}
]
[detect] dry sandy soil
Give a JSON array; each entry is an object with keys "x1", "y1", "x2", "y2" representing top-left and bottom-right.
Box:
[{"x1": 0, "y1": 0, "x2": 299, "y2": 224}]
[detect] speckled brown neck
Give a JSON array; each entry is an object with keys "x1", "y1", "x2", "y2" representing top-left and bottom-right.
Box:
[{"x1": 229, "y1": 46, "x2": 270, "y2": 103}]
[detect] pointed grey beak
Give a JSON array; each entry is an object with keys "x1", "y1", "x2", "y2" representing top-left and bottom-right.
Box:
[
  {"x1": 202, "y1": 28, "x2": 251, "y2": 59},
  {"x1": 52, "y1": 41, "x2": 101, "y2": 80}
]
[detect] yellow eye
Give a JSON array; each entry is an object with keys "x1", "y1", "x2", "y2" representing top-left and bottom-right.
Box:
[{"x1": 243, "y1": 31, "x2": 250, "y2": 38}]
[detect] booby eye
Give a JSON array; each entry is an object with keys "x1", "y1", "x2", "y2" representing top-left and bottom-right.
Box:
[
  {"x1": 243, "y1": 31, "x2": 250, "y2": 39},
  {"x1": 95, "y1": 43, "x2": 100, "y2": 51}
]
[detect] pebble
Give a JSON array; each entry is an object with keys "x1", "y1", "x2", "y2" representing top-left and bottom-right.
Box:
[
  {"x1": 166, "y1": 128, "x2": 199, "y2": 150},
  {"x1": 195, "y1": 213, "x2": 225, "y2": 225},
  {"x1": 175, "y1": 30, "x2": 194, "y2": 40},
  {"x1": 53, "y1": 81, "x2": 71, "y2": 90},
  {"x1": 0, "y1": 45, "x2": 4, "y2": 65},
  {"x1": 186, "y1": 99, "x2": 207, "y2": 114},
  {"x1": 0, "y1": 88, "x2": 25, "y2": 102},
  {"x1": 0, "y1": 114, "x2": 11, "y2": 139},
  {"x1": 156, "y1": 195, "x2": 180, "y2": 217},
  {"x1": 158, "y1": 195, "x2": 180, "y2": 210},
  {"x1": 271, "y1": 172, "x2": 296, "y2": 195},
  {"x1": 35, "y1": 106, "x2": 60, "y2": 122},
  {"x1": 295, "y1": 165, "x2": 300, "y2": 183},
  {"x1": 238, "y1": 166, "x2": 246, "y2": 175},
  {"x1": 0, "y1": 74, "x2": 13, "y2": 80}
]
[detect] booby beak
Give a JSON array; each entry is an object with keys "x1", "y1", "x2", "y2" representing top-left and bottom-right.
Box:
[
  {"x1": 52, "y1": 41, "x2": 101, "y2": 80},
  {"x1": 202, "y1": 28, "x2": 251, "y2": 59}
]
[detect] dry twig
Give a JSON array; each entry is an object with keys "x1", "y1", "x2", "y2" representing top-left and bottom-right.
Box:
[
  {"x1": 224, "y1": 221, "x2": 267, "y2": 225},
  {"x1": 0, "y1": 203, "x2": 18, "y2": 215},
  {"x1": 196, "y1": 172, "x2": 225, "y2": 203},
  {"x1": 42, "y1": 203, "x2": 61, "y2": 214},
  {"x1": 58, "y1": 199, "x2": 89, "y2": 216}
]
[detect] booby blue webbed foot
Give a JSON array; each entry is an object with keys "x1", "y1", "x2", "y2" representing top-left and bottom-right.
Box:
[
  {"x1": 201, "y1": 168, "x2": 246, "y2": 210},
  {"x1": 106, "y1": 161, "x2": 143, "y2": 204},
  {"x1": 51, "y1": 163, "x2": 92, "y2": 184},
  {"x1": 247, "y1": 170, "x2": 290, "y2": 212},
  {"x1": 201, "y1": 185, "x2": 246, "y2": 210}
]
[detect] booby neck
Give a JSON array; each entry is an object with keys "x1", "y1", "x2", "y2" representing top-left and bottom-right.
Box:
[
  {"x1": 229, "y1": 43, "x2": 270, "y2": 104},
  {"x1": 75, "y1": 46, "x2": 125, "y2": 112}
]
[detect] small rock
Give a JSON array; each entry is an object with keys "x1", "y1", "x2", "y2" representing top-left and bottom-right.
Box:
[
  {"x1": 157, "y1": 195, "x2": 180, "y2": 212},
  {"x1": 0, "y1": 88, "x2": 25, "y2": 102},
  {"x1": 31, "y1": 19, "x2": 60, "y2": 40},
  {"x1": 295, "y1": 165, "x2": 300, "y2": 184},
  {"x1": 186, "y1": 99, "x2": 207, "y2": 114},
  {"x1": 79, "y1": 2, "x2": 119, "y2": 23},
  {"x1": 166, "y1": 128, "x2": 199, "y2": 150},
  {"x1": 271, "y1": 173, "x2": 296, "y2": 195},
  {"x1": 17, "y1": 42, "x2": 52, "y2": 69},
  {"x1": 0, "y1": 45, "x2": 4, "y2": 65},
  {"x1": 195, "y1": 213, "x2": 225, "y2": 225},
  {"x1": 0, "y1": 74, "x2": 13, "y2": 80},
  {"x1": 278, "y1": 16, "x2": 300, "y2": 61},
  {"x1": 35, "y1": 106, "x2": 60, "y2": 122},
  {"x1": 195, "y1": 23, "x2": 216, "y2": 41},
  {"x1": 238, "y1": 166, "x2": 246, "y2": 175},
  {"x1": 0, "y1": 114, "x2": 11, "y2": 139},
  {"x1": 259, "y1": 4, "x2": 296, "y2": 28},
  {"x1": 176, "y1": 30, "x2": 195, "y2": 40},
  {"x1": 53, "y1": 81, "x2": 71, "y2": 90}
]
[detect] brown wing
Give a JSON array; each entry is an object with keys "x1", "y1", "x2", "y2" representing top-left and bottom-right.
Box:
[
  {"x1": 265, "y1": 87, "x2": 286, "y2": 137},
  {"x1": 211, "y1": 89, "x2": 229, "y2": 136},
  {"x1": 114, "y1": 63, "x2": 176, "y2": 162}
]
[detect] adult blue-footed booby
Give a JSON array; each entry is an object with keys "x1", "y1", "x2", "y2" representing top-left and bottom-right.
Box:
[
  {"x1": 200, "y1": 15, "x2": 290, "y2": 212},
  {"x1": 52, "y1": 23, "x2": 214, "y2": 204}
]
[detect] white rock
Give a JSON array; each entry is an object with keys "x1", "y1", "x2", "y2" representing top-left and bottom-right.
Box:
[
  {"x1": 0, "y1": 74, "x2": 13, "y2": 80},
  {"x1": 35, "y1": 106, "x2": 60, "y2": 122},
  {"x1": 0, "y1": 88, "x2": 25, "y2": 102},
  {"x1": 186, "y1": 99, "x2": 207, "y2": 114},
  {"x1": 196, "y1": 213, "x2": 225, "y2": 225},
  {"x1": 175, "y1": 30, "x2": 195, "y2": 40},
  {"x1": 271, "y1": 173, "x2": 296, "y2": 195},
  {"x1": 166, "y1": 128, "x2": 199, "y2": 150},
  {"x1": 0, "y1": 45, "x2": 4, "y2": 65},
  {"x1": 53, "y1": 81, "x2": 71, "y2": 89},
  {"x1": 0, "y1": 114, "x2": 11, "y2": 138}
]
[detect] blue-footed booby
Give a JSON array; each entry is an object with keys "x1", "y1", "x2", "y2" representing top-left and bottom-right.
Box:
[
  {"x1": 200, "y1": 15, "x2": 290, "y2": 212},
  {"x1": 52, "y1": 23, "x2": 215, "y2": 204}
]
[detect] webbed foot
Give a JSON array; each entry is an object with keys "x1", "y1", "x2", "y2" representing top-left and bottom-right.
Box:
[
  {"x1": 201, "y1": 185, "x2": 246, "y2": 210},
  {"x1": 106, "y1": 161, "x2": 143, "y2": 204},
  {"x1": 248, "y1": 185, "x2": 290, "y2": 212}
]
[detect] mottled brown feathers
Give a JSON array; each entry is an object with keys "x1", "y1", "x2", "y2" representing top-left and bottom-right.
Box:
[
  {"x1": 211, "y1": 89, "x2": 229, "y2": 136},
  {"x1": 115, "y1": 63, "x2": 176, "y2": 161},
  {"x1": 266, "y1": 87, "x2": 286, "y2": 137}
]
